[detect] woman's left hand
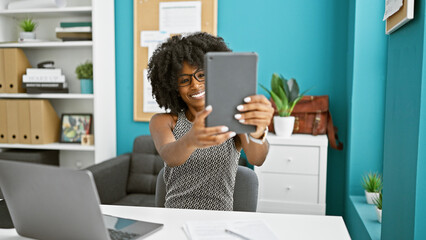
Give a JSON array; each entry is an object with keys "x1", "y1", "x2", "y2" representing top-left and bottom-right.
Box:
[{"x1": 234, "y1": 95, "x2": 274, "y2": 139}]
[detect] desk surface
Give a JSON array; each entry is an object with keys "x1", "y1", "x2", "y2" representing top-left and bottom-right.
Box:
[{"x1": 0, "y1": 205, "x2": 350, "y2": 239}]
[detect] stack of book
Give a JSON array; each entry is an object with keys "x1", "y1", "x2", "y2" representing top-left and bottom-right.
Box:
[
  {"x1": 56, "y1": 22, "x2": 92, "y2": 41},
  {"x1": 22, "y1": 68, "x2": 69, "y2": 93}
]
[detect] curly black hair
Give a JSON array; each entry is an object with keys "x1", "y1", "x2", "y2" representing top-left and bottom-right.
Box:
[{"x1": 147, "y1": 32, "x2": 231, "y2": 114}]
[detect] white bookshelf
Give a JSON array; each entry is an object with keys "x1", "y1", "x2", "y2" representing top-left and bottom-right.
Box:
[
  {"x1": 0, "y1": 143, "x2": 95, "y2": 151},
  {"x1": 0, "y1": 93, "x2": 93, "y2": 99},
  {"x1": 0, "y1": 0, "x2": 116, "y2": 169},
  {"x1": 0, "y1": 6, "x2": 92, "y2": 18},
  {"x1": 0, "y1": 41, "x2": 93, "y2": 48}
]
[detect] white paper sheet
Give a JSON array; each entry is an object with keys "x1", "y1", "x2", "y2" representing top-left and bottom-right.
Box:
[
  {"x1": 226, "y1": 220, "x2": 279, "y2": 240},
  {"x1": 140, "y1": 31, "x2": 170, "y2": 47},
  {"x1": 140, "y1": 30, "x2": 170, "y2": 62},
  {"x1": 183, "y1": 219, "x2": 279, "y2": 240},
  {"x1": 143, "y1": 69, "x2": 165, "y2": 113},
  {"x1": 183, "y1": 221, "x2": 239, "y2": 240},
  {"x1": 383, "y1": 0, "x2": 403, "y2": 20},
  {"x1": 159, "y1": 1, "x2": 201, "y2": 34}
]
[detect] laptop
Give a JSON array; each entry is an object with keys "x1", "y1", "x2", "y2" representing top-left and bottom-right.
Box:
[{"x1": 0, "y1": 160, "x2": 163, "y2": 240}]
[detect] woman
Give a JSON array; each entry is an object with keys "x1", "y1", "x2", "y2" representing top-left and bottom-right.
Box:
[{"x1": 148, "y1": 32, "x2": 274, "y2": 211}]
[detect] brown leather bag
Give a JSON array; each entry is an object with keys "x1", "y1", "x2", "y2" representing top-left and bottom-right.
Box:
[{"x1": 269, "y1": 95, "x2": 343, "y2": 150}]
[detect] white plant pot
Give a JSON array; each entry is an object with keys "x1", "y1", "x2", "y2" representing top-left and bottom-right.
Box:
[
  {"x1": 19, "y1": 32, "x2": 36, "y2": 41},
  {"x1": 365, "y1": 190, "x2": 380, "y2": 204},
  {"x1": 273, "y1": 116, "x2": 295, "y2": 138},
  {"x1": 376, "y1": 207, "x2": 382, "y2": 223}
]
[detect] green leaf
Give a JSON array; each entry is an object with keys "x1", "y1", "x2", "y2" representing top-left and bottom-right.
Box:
[
  {"x1": 19, "y1": 18, "x2": 37, "y2": 32},
  {"x1": 259, "y1": 83, "x2": 272, "y2": 96},
  {"x1": 270, "y1": 74, "x2": 285, "y2": 101},
  {"x1": 288, "y1": 78, "x2": 300, "y2": 103},
  {"x1": 270, "y1": 90, "x2": 283, "y2": 112},
  {"x1": 75, "y1": 61, "x2": 93, "y2": 79},
  {"x1": 361, "y1": 172, "x2": 383, "y2": 193},
  {"x1": 280, "y1": 74, "x2": 290, "y2": 99},
  {"x1": 270, "y1": 73, "x2": 280, "y2": 93}
]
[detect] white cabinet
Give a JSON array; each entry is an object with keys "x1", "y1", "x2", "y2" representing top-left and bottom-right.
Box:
[
  {"x1": 0, "y1": 0, "x2": 116, "y2": 169},
  {"x1": 255, "y1": 134, "x2": 328, "y2": 215}
]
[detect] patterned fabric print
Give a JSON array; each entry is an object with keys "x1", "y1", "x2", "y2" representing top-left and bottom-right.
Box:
[{"x1": 163, "y1": 112, "x2": 240, "y2": 211}]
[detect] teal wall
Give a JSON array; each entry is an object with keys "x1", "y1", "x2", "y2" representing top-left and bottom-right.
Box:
[
  {"x1": 115, "y1": 0, "x2": 350, "y2": 215},
  {"x1": 115, "y1": 0, "x2": 150, "y2": 155},
  {"x1": 217, "y1": 0, "x2": 349, "y2": 216},
  {"x1": 345, "y1": 0, "x2": 387, "y2": 196},
  {"x1": 344, "y1": 0, "x2": 387, "y2": 237},
  {"x1": 382, "y1": 0, "x2": 426, "y2": 238}
]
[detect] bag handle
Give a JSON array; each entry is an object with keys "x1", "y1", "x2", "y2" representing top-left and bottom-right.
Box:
[{"x1": 327, "y1": 112, "x2": 343, "y2": 150}]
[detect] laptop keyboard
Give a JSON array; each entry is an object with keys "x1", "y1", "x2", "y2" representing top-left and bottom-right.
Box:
[{"x1": 108, "y1": 228, "x2": 142, "y2": 240}]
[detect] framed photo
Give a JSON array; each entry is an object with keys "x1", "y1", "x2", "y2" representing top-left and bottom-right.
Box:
[
  {"x1": 386, "y1": 0, "x2": 414, "y2": 34},
  {"x1": 60, "y1": 114, "x2": 92, "y2": 143}
]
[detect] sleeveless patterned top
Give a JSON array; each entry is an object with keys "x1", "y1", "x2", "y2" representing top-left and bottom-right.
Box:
[{"x1": 163, "y1": 111, "x2": 241, "y2": 211}]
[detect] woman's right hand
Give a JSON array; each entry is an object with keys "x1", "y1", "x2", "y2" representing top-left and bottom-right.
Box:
[{"x1": 185, "y1": 105, "x2": 236, "y2": 149}]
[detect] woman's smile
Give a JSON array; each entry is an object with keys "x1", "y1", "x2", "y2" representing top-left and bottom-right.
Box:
[{"x1": 190, "y1": 90, "x2": 205, "y2": 99}]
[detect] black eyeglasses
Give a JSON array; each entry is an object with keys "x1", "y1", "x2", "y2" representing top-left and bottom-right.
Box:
[{"x1": 177, "y1": 69, "x2": 205, "y2": 87}]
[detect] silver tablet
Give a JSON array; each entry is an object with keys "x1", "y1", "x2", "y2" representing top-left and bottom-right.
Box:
[{"x1": 205, "y1": 52, "x2": 258, "y2": 133}]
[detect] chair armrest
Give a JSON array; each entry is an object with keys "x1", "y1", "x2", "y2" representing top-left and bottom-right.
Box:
[{"x1": 86, "y1": 154, "x2": 131, "y2": 204}]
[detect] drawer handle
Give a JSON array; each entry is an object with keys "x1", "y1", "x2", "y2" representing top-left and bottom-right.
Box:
[{"x1": 286, "y1": 186, "x2": 292, "y2": 191}]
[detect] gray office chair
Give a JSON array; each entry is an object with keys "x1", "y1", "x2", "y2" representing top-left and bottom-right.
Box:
[{"x1": 155, "y1": 166, "x2": 259, "y2": 212}]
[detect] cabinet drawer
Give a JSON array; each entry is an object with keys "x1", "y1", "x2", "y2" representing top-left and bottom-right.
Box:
[
  {"x1": 261, "y1": 145, "x2": 319, "y2": 174},
  {"x1": 259, "y1": 173, "x2": 319, "y2": 204}
]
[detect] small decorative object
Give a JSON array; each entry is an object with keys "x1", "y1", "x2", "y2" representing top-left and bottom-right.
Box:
[
  {"x1": 373, "y1": 192, "x2": 382, "y2": 223},
  {"x1": 60, "y1": 114, "x2": 92, "y2": 143},
  {"x1": 75, "y1": 61, "x2": 93, "y2": 94},
  {"x1": 19, "y1": 18, "x2": 37, "y2": 41},
  {"x1": 361, "y1": 172, "x2": 383, "y2": 204},
  {"x1": 260, "y1": 73, "x2": 309, "y2": 137},
  {"x1": 81, "y1": 134, "x2": 94, "y2": 146}
]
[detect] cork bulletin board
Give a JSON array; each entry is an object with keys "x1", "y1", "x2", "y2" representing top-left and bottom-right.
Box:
[
  {"x1": 386, "y1": 0, "x2": 415, "y2": 34},
  {"x1": 133, "y1": 0, "x2": 217, "y2": 121}
]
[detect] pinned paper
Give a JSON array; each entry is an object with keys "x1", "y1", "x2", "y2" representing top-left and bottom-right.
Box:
[
  {"x1": 159, "y1": 1, "x2": 201, "y2": 34},
  {"x1": 143, "y1": 69, "x2": 165, "y2": 113},
  {"x1": 140, "y1": 31, "x2": 170, "y2": 61},
  {"x1": 140, "y1": 31, "x2": 170, "y2": 47}
]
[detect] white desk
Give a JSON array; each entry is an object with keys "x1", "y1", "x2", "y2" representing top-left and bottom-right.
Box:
[{"x1": 0, "y1": 205, "x2": 350, "y2": 240}]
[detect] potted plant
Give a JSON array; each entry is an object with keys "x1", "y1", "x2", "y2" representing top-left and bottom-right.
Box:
[
  {"x1": 373, "y1": 192, "x2": 382, "y2": 223},
  {"x1": 361, "y1": 172, "x2": 382, "y2": 204},
  {"x1": 19, "y1": 18, "x2": 37, "y2": 41},
  {"x1": 75, "y1": 61, "x2": 93, "y2": 94},
  {"x1": 260, "y1": 73, "x2": 309, "y2": 137}
]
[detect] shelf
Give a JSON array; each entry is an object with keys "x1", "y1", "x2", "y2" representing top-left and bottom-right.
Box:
[
  {"x1": 0, "y1": 41, "x2": 93, "y2": 48},
  {"x1": 0, "y1": 143, "x2": 95, "y2": 151},
  {"x1": 349, "y1": 195, "x2": 381, "y2": 240},
  {"x1": 0, "y1": 6, "x2": 92, "y2": 18},
  {"x1": 0, "y1": 93, "x2": 94, "y2": 99}
]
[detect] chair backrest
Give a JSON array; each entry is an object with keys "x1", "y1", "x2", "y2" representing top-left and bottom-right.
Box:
[
  {"x1": 155, "y1": 166, "x2": 259, "y2": 212},
  {"x1": 126, "y1": 135, "x2": 164, "y2": 195}
]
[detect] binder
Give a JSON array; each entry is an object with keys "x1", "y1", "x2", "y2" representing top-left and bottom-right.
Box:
[
  {"x1": 0, "y1": 99, "x2": 7, "y2": 143},
  {"x1": 30, "y1": 100, "x2": 60, "y2": 144},
  {"x1": 6, "y1": 100, "x2": 19, "y2": 143},
  {"x1": 4, "y1": 48, "x2": 32, "y2": 93},
  {"x1": 0, "y1": 49, "x2": 5, "y2": 93},
  {"x1": 18, "y1": 100, "x2": 31, "y2": 144}
]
